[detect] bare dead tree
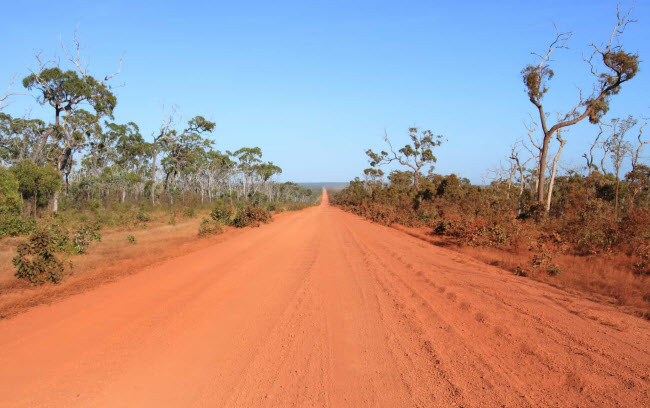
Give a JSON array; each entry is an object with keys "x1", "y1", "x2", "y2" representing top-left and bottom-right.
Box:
[
  {"x1": 600, "y1": 123, "x2": 613, "y2": 176},
  {"x1": 150, "y1": 105, "x2": 180, "y2": 206},
  {"x1": 510, "y1": 140, "x2": 537, "y2": 204},
  {"x1": 522, "y1": 4, "x2": 639, "y2": 206},
  {"x1": 583, "y1": 122, "x2": 608, "y2": 175},
  {"x1": 524, "y1": 119, "x2": 543, "y2": 195},
  {"x1": 546, "y1": 126, "x2": 567, "y2": 212},
  {"x1": 607, "y1": 116, "x2": 635, "y2": 219},
  {"x1": 631, "y1": 118, "x2": 648, "y2": 170},
  {"x1": 0, "y1": 74, "x2": 23, "y2": 110},
  {"x1": 60, "y1": 31, "x2": 124, "y2": 85}
]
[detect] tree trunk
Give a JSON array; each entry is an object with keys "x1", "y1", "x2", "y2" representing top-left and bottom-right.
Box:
[
  {"x1": 151, "y1": 149, "x2": 158, "y2": 207},
  {"x1": 537, "y1": 133, "x2": 552, "y2": 203},
  {"x1": 52, "y1": 191, "x2": 58, "y2": 214},
  {"x1": 545, "y1": 135, "x2": 566, "y2": 213}
]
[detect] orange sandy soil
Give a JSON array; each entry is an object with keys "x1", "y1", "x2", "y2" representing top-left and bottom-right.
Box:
[
  {"x1": 0, "y1": 212, "x2": 254, "y2": 319},
  {"x1": 0, "y1": 191, "x2": 649, "y2": 407}
]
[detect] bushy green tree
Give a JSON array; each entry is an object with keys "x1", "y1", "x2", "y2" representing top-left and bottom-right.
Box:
[
  {"x1": 10, "y1": 160, "x2": 61, "y2": 217},
  {"x1": 0, "y1": 166, "x2": 21, "y2": 215}
]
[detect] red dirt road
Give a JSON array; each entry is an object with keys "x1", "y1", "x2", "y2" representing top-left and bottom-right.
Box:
[{"x1": 0, "y1": 191, "x2": 649, "y2": 407}]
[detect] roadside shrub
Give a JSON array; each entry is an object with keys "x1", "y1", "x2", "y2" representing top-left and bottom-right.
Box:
[
  {"x1": 560, "y1": 199, "x2": 619, "y2": 255},
  {"x1": 531, "y1": 252, "x2": 562, "y2": 276},
  {"x1": 126, "y1": 235, "x2": 137, "y2": 244},
  {"x1": 198, "y1": 217, "x2": 223, "y2": 236},
  {"x1": 210, "y1": 199, "x2": 233, "y2": 223},
  {"x1": 136, "y1": 209, "x2": 152, "y2": 223},
  {"x1": 183, "y1": 207, "x2": 197, "y2": 218},
  {"x1": 168, "y1": 213, "x2": 177, "y2": 225},
  {"x1": 13, "y1": 229, "x2": 67, "y2": 285},
  {"x1": 71, "y1": 223, "x2": 102, "y2": 254},
  {"x1": 232, "y1": 206, "x2": 272, "y2": 228},
  {"x1": 0, "y1": 215, "x2": 36, "y2": 238}
]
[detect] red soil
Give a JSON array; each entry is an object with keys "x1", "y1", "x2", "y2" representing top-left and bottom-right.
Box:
[{"x1": 0, "y1": 190, "x2": 648, "y2": 407}]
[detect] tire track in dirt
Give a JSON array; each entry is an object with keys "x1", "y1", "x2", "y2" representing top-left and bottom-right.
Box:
[{"x1": 0, "y1": 191, "x2": 648, "y2": 407}]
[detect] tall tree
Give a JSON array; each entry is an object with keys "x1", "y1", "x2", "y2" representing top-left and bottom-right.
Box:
[
  {"x1": 605, "y1": 116, "x2": 634, "y2": 219},
  {"x1": 234, "y1": 147, "x2": 262, "y2": 200},
  {"x1": 366, "y1": 127, "x2": 443, "y2": 189},
  {"x1": 522, "y1": 5, "x2": 639, "y2": 207},
  {"x1": 22, "y1": 34, "x2": 122, "y2": 211}
]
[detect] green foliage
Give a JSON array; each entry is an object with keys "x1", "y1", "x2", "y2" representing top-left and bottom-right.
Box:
[
  {"x1": 86, "y1": 198, "x2": 103, "y2": 212},
  {"x1": 521, "y1": 64, "x2": 553, "y2": 102},
  {"x1": 71, "y1": 223, "x2": 102, "y2": 254},
  {"x1": 136, "y1": 209, "x2": 152, "y2": 223},
  {"x1": 334, "y1": 166, "x2": 650, "y2": 268},
  {"x1": 0, "y1": 215, "x2": 36, "y2": 238},
  {"x1": 13, "y1": 229, "x2": 66, "y2": 285},
  {"x1": 0, "y1": 167, "x2": 21, "y2": 215},
  {"x1": 10, "y1": 161, "x2": 61, "y2": 214},
  {"x1": 126, "y1": 235, "x2": 137, "y2": 244},
  {"x1": 22, "y1": 67, "x2": 117, "y2": 117},
  {"x1": 210, "y1": 199, "x2": 233, "y2": 223},
  {"x1": 232, "y1": 206, "x2": 271, "y2": 228},
  {"x1": 366, "y1": 127, "x2": 444, "y2": 188},
  {"x1": 183, "y1": 207, "x2": 196, "y2": 218},
  {"x1": 198, "y1": 217, "x2": 223, "y2": 236}
]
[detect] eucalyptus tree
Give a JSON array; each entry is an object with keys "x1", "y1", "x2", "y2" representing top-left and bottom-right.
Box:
[
  {"x1": 161, "y1": 116, "x2": 215, "y2": 203},
  {"x1": 631, "y1": 120, "x2": 648, "y2": 172},
  {"x1": 113, "y1": 122, "x2": 148, "y2": 201},
  {"x1": 150, "y1": 109, "x2": 178, "y2": 205},
  {"x1": 233, "y1": 147, "x2": 262, "y2": 200},
  {"x1": 10, "y1": 160, "x2": 61, "y2": 217},
  {"x1": 254, "y1": 162, "x2": 282, "y2": 199},
  {"x1": 362, "y1": 167, "x2": 384, "y2": 195},
  {"x1": 21, "y1": 36, "x2": 122, "y2": 212},
  {"x1": 626, "y1": 164, "x2": 650, "y2": 209},
  {"x1": 522, "y1": 4, "x2": 639, "y2": 207},
  {"x1": 366, "y1": 127, "x2": 443, "y2": 190},
  {"x1": 0, "y1": 75, "x2": 20, "y2": 111},
  {"x1": 203, "y1": 150, "x2": 235, "y2": 200},
  {"x1": 0, "y1": 114, "x2": 46, "y2": 165},
  {"x1": 604, "y1": 116, "x2": 635, "y2": 219},
  {"x1": 82, "y1": 121, "x2": 116, "y2": 177}
]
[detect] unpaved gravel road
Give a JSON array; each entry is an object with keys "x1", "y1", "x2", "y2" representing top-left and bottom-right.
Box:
[{"x1": 0, "y1": 191, "x2": 649, "y2": 407}]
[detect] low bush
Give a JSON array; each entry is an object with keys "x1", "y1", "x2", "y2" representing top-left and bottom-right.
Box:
[
  {"x1": 231, "y1": 206, "x2": 272, "y2": 228},
  {"x1": 198, "y1": 217, "x2": 224, "y2": 236},
  {"x1": 71, "y1": 223, "x2": 102, "y2": 254},
  {"x1": 13, "y1": 229, "x2": 67, "y2": 285},
  {"x1": 126, "y1": 235, "x2": 137, "y2": 244},
  {"x1": 0, "y1": 215, "x2": 36, "y2": 238},
  {"x1": 210, "y1": 199, "x2": 233, "y2": 223},
  {"x1": 136, "y1": 209, "x2": 152, "y2": 223}
]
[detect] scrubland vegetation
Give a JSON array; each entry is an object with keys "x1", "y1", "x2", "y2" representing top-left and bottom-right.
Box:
[
  {"x1": 332, "y1": 5, "x2": 650, "y2": 319},
  {"x1": 0, "y1": 35, "x2": 317, "y2": 287}
]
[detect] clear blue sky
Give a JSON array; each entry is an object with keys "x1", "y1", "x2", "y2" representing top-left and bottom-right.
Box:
[{"x1": 1, "y1": 0, "x2": 648, "y2": 182}]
